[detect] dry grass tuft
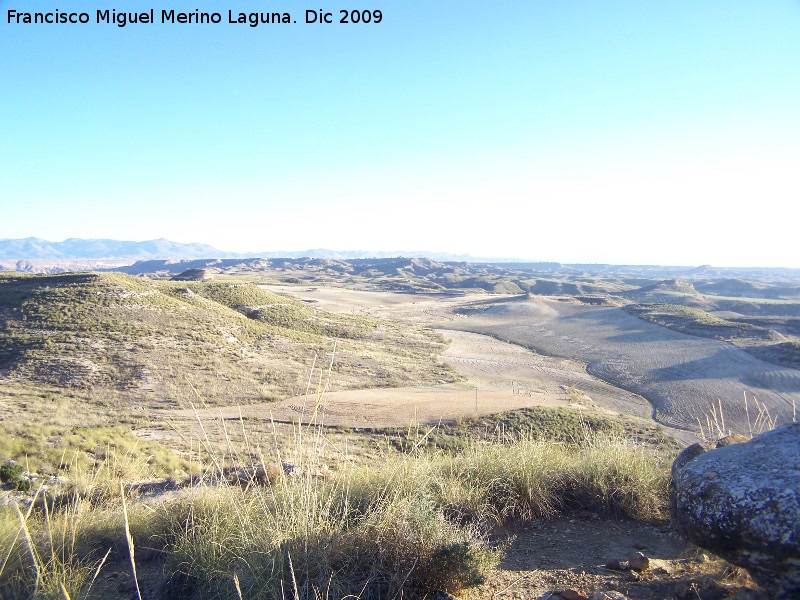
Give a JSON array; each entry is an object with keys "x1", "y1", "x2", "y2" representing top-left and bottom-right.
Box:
[{"x1": 0, "y1": 411, "x2": 672, "y2": 599}]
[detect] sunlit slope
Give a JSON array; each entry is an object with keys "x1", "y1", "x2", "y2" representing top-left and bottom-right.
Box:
[
  {"x1": 0, "y1": 272, "x2": 456, "y2": 408},
  {"x1": 445, "y1": 295, "x2": 800, "y2": 434}
]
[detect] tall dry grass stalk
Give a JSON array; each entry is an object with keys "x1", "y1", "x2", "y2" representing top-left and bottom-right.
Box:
[
  {"x1": 154, "y1": 415, "x2": 668, "y2": 598},
  {"x1": 0, "y1": 480, "x2": 113, "y2": 599},
  {"x1": 697, "y1": 392, "x2": 778, "y2": 442},
  {"x1": 121, "y1": 482, "x2": 143, "y2": 600}
]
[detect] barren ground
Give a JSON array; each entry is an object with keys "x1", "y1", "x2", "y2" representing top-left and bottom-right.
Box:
[
  {"x1": 258, "y1": 285, "x2": 800, "y2": 436},
  {"x1": 137, "y1": 285, "x2": 791, "y2": 599},
  {"x1": 442, "y1": 296, "x2": 799, "y2": 434},
  {"x1": 464, "y1": 517, "x2": 759, "y2": 600},
  {"x1": 174, "y1": 329, "x2": 655, "y2": 430}
]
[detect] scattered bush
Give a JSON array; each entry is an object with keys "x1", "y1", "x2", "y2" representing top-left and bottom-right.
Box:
[
  {"x1": 14, "y1": 478, "x2": 32, "y2": 492},
  {"x1": 0, "y1": 462, "x2": 23, "y2": 484}
]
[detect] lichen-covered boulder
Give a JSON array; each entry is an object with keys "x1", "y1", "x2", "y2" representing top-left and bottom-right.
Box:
[{"x1": 670, "y1": 423, "x2": 800, "y2": 597}]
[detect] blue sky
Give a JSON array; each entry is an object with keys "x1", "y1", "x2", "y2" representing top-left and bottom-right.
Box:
[{"x1": 1, "y1": 1, "x2": 799, "y2": 266}]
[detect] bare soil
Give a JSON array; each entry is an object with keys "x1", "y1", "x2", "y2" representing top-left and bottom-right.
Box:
[
  {"x1": 466, "y1": 517, "x2": 759, "y2": 600},
  {"x1": 171, "y1": 329, "x2": 657, "y2": 434},
  {"x1": 442, "y1": 295, "x2": 799, "y2": 434},
  {"x1": 137, "y1": 285, "x2": 787, "y2": 599},
  {"x1": 259, "y1": 285, "x2": 800, "y2": 438}
]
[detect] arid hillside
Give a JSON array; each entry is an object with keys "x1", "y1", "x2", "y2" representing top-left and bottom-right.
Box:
[
  {"x1": 445, "y1": 295, "x2": 799, "y2": 434},
  {"x1": 0, "y1": 272, "x2": 455, "y2": 471}
]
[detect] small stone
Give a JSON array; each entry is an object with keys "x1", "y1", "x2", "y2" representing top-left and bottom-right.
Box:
[
  {"x1": 628, "y1": 551, "x2": 650, "y2": 571},
  {"x1": 604, "y1": 558, "x2": 621, "y2": 570}
]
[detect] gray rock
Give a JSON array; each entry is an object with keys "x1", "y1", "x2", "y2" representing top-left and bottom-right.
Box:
[
  {"x1": 627, "y1": 551, "x2": 649, "y2": 572},
  {"x1": 671, "y1": 423, "x2": 800, "y2": 597}
]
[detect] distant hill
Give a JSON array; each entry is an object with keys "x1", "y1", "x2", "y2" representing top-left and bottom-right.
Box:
[
  {"x1": 115, "y1": 257, "x2": 634, "y2": 296},
  {"x1": 622, "y1": 279, "x2": 712, "y2": 307},
  {"x1": 694, "y1": 278, "x2": 800, "y2": 300},
  {"x1": 636, "y1": 279, "x2": 697, "y2": 295},
  {"x1": 254, "y1": 248, "x2": 486, "y2": 262},
  {"x1": 2, "y1": 238, "x2": 800, "y2": 285},
  {"x1": 118, "y1": 257, "x2": 266, "y2": 275}
]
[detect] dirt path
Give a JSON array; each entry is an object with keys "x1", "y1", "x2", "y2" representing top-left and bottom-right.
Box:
[
  {"x1": 466, "y1": 517, "x2": 756, "y2": 600},
  {"x1": 170, "y1": 330, "x2": 655, "y2": 431},
  {"x1": 441, "y1": 330, "x2": 651, "y2": 419},
  {"x1": 242, "y1": 286, "x2": 700, "y2": 443},
  {"x1": 127, "y1": 286, "x2": 770, "y2": 598}
]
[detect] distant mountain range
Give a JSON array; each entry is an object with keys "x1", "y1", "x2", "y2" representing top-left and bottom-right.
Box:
[
  {"x1": 253, "y1": 248, "x2": 487, "y2": 262},
  {"x1": 0, "y1": 238, "x2": 231, "y2": 261},
  {"x1": 0, "y1": 237, "x2": 490, "y2": 263},
  {"x1": 2, "y1": 238, "x2": 799, "y2": 282}
]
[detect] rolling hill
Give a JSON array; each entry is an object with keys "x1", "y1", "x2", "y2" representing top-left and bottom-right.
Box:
[{"x1": 0, "y1": 272, "x2": 456, "y2": 470}]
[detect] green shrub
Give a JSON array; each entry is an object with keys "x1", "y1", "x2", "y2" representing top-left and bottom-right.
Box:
[
  {"x1": 14, "y1": 478, "x2": 32, "y2": 492},
  {"x1": 0, "y1": 462, "x2": 23, "y2": 484},
  {"x1": 415, "y1": 541, "x2": 495, "y2": 593}
]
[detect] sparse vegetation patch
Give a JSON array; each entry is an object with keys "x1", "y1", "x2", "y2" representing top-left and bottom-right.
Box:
[
  {"x1": 0, "y1": 422, "x2": 672, "y2": 599},
  {"x1": 624, "y1": 303, "x2": 767, "y2": 341},
  {"x1": 384, "y1": 406, "x2": 677, "y2": 454},
  {"x1": 0, "y1": 273, "x2": 456, "y2": 475}
]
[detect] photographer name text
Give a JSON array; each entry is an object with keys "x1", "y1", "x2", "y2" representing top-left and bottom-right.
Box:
[{"x1": 7, "y1": 8, "x2": 383, "y2": 28}]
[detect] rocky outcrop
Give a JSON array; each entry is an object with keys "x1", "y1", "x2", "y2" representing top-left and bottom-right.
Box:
[
  {"x1": 670, "y1": 424, "x2": 800, "y2": 597},
  {"x1": 171, "y1": 268, "x2": 214, "y2": 281}
]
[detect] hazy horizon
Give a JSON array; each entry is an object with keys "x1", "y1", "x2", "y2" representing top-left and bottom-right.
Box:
[{"x1": 2, "y1": 235, "x2": 800, "y2": 270}]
